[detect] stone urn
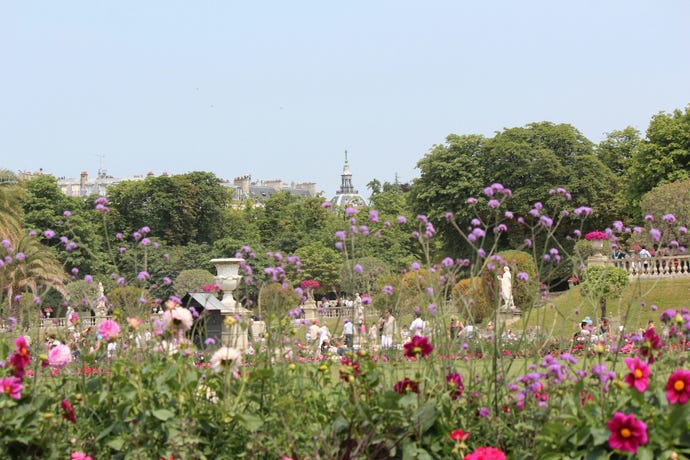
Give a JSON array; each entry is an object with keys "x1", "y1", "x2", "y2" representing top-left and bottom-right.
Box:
[
  {"x1": 210, "y1": 258, "x2": 243, "y2": 309},
  {"x1": 210, "y1": 258, "x2": 250, "y2": 349}
]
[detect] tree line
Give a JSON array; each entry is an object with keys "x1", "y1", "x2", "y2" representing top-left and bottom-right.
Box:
[{"x1": 1, "y1": 103, "x2": 688, "y2": 321}]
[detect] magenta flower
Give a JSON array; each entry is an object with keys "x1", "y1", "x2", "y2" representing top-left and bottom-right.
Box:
[
  {"x1": 446, "y1": 372, "x2": 464, "y2": 400},
  {"x1": 98, "y1": 320, "x2": 121, "y2": 342},
  {"x1": 464, "y1": 446, "x2": 506, "y2": 460},
  {"x1": 403, "y1": 335, "x2": 433, "y2": 359},
  {"x1": 48, "y1": 344, "x2": 73, "y2": 368},
  {"x1": 607, "y1": 412, "x2": 648, "y2": 454},
  {"x1": 624, "y1": 357, "x2": 650, "y2": 392},
  {"x1": 665, "y1": 370, "x2": 690, "y2": 405},
  {"x1": 0, "y1": 377, "x2": 23, "y2": 399}
]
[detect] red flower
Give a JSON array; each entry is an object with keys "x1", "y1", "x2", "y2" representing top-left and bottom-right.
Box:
[
  {"x1": 393, "y1": 377, "x2": 419, "y2": 394},
  {"x1": 450, "y1": 429, "x2": 470, "y2": 442},
  {"x1": 624, "y1": 356, "x2": 650, "y2": 392},
  {"x1": 446, "y1": 372, "x2": 464, "y2": 400},
  {"x1": 607, "y1": 412, "x2": 648, "y2": 453},
  {"x1": 61, "y1": 399, "x2": 77, "y2": 424},
  {"x1": 201, "y1": 284, "x2": 221, "y2": 293},
  {"x1": 403, "y1": 335, "x2": 433, "y2": 359},
  {"x1": 665, "y1": 369, "x2": 690, "y2": 405},
  {"x1": 463, "y1": 446, "x2": 506, "y2": 460}
]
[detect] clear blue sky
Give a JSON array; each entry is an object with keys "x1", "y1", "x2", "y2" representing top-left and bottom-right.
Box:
[{"x1": 2, "y1": 1, "x2": 689, "y2": 199}]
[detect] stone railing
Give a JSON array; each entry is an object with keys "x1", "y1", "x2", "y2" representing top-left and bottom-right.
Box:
[
  {"x1": 609, "y1": 254, "x2": 690, "y2": 278},
  {"x1": 38, "y1": 315, "x2": 115, "y2": 329}
]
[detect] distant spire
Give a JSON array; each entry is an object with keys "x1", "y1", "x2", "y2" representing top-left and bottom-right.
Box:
[{"x1": 344, "y1": 149, "x2": 348, "y2": 165}]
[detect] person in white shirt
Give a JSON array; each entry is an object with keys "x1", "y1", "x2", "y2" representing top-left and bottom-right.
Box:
[
  {"x1": 409, "y1": 311, "x2": 426, "y2": 337},
  {"x1": 342, "y1": 318, "x2": 354, "y2": 348}
]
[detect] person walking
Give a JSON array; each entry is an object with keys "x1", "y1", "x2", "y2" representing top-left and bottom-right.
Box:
[{"x1": 381, "y1": 309, "x2": 397, "y2": 350}]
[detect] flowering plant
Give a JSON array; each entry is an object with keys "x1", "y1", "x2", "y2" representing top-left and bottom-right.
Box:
[
  {"x1": 584, "y1": 230, "x2": 608, "y2": 241},
  {"x1": 300, "y1": 279, "x2": 320, "y2": 290}
]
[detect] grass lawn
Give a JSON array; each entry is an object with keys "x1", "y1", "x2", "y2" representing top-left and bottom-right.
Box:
[{"x1": 513, "y1": 277, "x2": 690, "y2": 340}]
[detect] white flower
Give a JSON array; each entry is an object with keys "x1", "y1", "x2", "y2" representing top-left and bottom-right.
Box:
[{"x1": 210, "y1": 346, "x2": 242, "y2": 375}]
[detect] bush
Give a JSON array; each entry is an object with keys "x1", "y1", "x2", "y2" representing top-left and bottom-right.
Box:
[
  {"x1": 452, "y1": 276, "x2": 491, "y2": 324},
  {"x1": 173, "y1": 269, "x2": 216, "y2": 297}
]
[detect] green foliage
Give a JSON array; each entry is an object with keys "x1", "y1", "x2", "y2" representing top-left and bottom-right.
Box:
[
  {"x1": 452, "y1": 277, "x2": 491, "y2": 324},
  {"x1": 108, "y1": 286, "x2": 149, "y2": 318},
  {"x1": 627, "y1": 104, "x2": 690, "y2": 211},
  {"x1": 294, "y1": 241, "x2": 342, "y2": 294},
  {"x1": 580, "y1": 265, "x2": 630, "y2": 319},
  {"x1": 640, "y1": 179, "x2": 690, "y2": 250},
  {"x1": 258, "y1": 282, "x2": 301, "y2": 319},
  {"x1": 173, "y1": 269, "x2": 215, "y2": 297}
]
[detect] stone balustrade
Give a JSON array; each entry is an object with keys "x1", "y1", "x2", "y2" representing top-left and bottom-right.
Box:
[{"x1": 608, "y1": 254, "x2": 690, "y2": 278}]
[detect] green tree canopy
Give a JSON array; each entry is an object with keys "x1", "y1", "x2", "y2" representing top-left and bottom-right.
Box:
[{"x1": 627, "y1": 105, "x2": 690, "y2": 210}]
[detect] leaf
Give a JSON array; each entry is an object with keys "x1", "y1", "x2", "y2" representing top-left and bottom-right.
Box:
[
  {"x1": 237, "y1": 413, "x2": 263, "y2": 432},
  {"x1": 411, "y1": 402, "x2": 437, "y2": 434},
  {"x1": 106, "y1": 437, "x2": 125, "y2": 451},
  {"x1": 635, "y1": 446, "x2": 654, "y2": 460},
  {"x1": 152, "y1": 409, "x2": 175, "y2": 421}
]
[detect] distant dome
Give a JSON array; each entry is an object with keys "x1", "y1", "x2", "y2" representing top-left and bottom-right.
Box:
[{"x1": 331, "y1": 150, "x2": 367, "y2": 207}]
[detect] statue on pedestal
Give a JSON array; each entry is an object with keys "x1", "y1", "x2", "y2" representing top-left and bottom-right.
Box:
[{"x1": 498, "y1": 266, "x2": 516, "y2": 311}]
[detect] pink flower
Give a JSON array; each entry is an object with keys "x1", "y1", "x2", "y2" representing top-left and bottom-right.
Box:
[
  {"x1": 71, "y1": 452, "x2": 93, "y2": 460},
  {"x1": 607, "y1": 412, "x2": 648, "y2": 453},
  {"x1": 463, "y1": 446, "x2": 506, "y2": 460},
  {"x1": 624, "y1": 357, "x2": 650, "y2": 392},
  {"x1": 48, "y1": 344, "x2": 73, "y2": 368},
  {"x1": 98, "y1": 320, "x2": 121, "y2": 342},
  {"x1": 665, "y1": 370, "x2": 690, "y2": 405},
  {"x1": 0, "y1": 377, "x2": 23, "y2": 399}
]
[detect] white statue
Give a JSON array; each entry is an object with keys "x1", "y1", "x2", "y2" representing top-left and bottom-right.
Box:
[{"x1": 499, "y1": 266, "x2": 516, "y2": 310}]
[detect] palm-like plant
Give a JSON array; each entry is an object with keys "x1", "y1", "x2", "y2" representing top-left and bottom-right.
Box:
[
  {"x1": 0, "y1": 169, "x2": 25, "y2": 241},
  {"x1": 1, "y1": 233, "x2": 68, "y2": 318}
]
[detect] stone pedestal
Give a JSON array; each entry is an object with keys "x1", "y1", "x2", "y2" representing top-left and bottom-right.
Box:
[
  {"x1": 302, "y1": 299, "x2": 318, "y2": 321},
  {"x1": 211, "y1": 258, "x2": 252, "y2": 350}
]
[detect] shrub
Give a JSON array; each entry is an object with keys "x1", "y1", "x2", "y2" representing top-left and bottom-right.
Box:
[{"x1": 452, "y1": 277, "x2": 491, "y2": 324}]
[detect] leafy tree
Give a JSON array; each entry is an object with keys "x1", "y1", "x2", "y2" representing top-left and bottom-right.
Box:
[
  {"x1": 107, "y1": 172, "x2": 231, "y2": 246},
  {"x1": 627, "y1": 105, "x2": 690, "y2": 210},
  {"x1": 408, "y1": 134, "x2": 486, "y2": 256},
  {"x1": 22, "y1": 174, "x2": 106, "y2": 275},
  {"x1": 596, "y1": 127, "x2": 640, "y2": 176},
  {"x1": 173, "y1": 269, "x2": 216, "y2": 297},
  {"x1": 293, "y1": 241, "x2": 342, "y2": 296},
  {"x1": 580, "y1": 265, "x2": 629, "y2": 319},
  {"x1": 639, "y1": 179, "x2": 690, "y2": 249}
]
